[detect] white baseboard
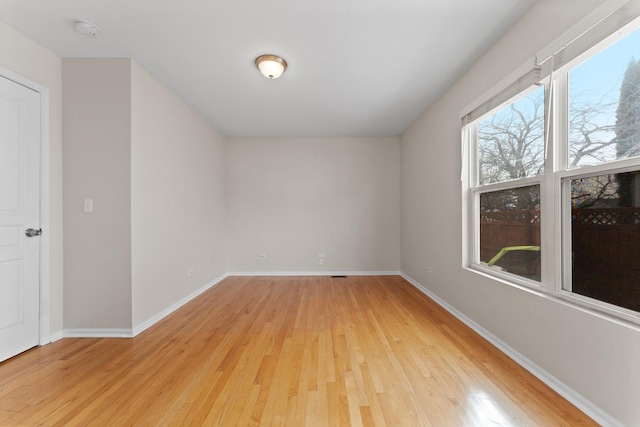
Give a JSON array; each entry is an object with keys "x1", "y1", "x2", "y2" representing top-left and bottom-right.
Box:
[
  {"x1": 64, "y1": 328, "x2": 133, "y2": 338},
  {"x1": 49, "y1": 330, "x2": 64, "y2": 342},
  {"x1": 400, "y1": 273, "x2": 621, "y2": 427},
  {"x1": 58, "y1": 274, "x2": 229, "y2": 340},
  {"x1": 131, "y1": 273, "x2": 229, "y2": 337},
  {"x1": 54, "y1": 272, "x2": 392, "y2": 341},
  {"x1": 227, "y1": 271, "x2": 401, "y2": 277}
]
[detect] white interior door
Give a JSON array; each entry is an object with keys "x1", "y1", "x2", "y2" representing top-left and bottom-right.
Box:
[{"x1": 0, "y1": 75, "x2": 41, "y2": 363}]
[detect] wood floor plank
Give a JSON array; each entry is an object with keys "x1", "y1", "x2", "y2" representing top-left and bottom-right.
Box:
[{"x1": 0, "y1": 275, "x2": 597, "y2": 426}]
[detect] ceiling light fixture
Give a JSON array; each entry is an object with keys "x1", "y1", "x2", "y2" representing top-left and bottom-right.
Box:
[
  {"x1": 74, "y1": 20, "x2": 100, "y2": 37},
  {"x1": 255, "y1": 54, "x2": 287, "y2": 79}
]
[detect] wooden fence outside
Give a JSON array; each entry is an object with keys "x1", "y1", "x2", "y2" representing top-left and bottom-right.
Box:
[
  {"x1": 480, "y1": 209, "x2": 541, "y2": 280},
  {"x1": 571, "y1": 208, "x2": 640, "y2": 311},
  {"x1": 480, "y1": 207, "x2": 640, "y2": 311}
]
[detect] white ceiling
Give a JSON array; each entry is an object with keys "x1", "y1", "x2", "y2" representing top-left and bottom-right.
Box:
[{"x1": 0, "y1": 0, "x2": 536, "y2": 137}]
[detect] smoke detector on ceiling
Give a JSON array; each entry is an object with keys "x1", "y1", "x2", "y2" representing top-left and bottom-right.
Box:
[{"x1": 74, "y1": 20, "x2": 100, "y2": 37}]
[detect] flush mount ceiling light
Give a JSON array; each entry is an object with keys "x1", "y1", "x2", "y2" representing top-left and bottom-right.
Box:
[
  {"x1": 255, "y1": 54, "x2": 288, "y2": 79},
  {"x1": 74, "y1": 20, "x2": 100, "y2": 37}
]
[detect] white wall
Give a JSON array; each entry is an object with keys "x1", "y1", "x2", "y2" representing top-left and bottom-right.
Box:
[
  {"x1": 62, "y1": 59, "x2": 132, "y2": 329},
  {"x1": 400, "y1": 1, "x2": 640, "y2": 425},
  {"x1": 0, "y1": 22, "x2": 63, "y2": 335},
  {"x1": 227, "y1": 137, "x2": 400, "y2": 273},
  {"x1": 61, "y1": 58, "x2": 228, "y2": 331},
  {"x1": 131, "y1": 61, "x2": 227, "y2": 327}
]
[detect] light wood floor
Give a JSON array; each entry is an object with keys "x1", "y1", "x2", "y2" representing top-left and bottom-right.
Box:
[{"x1": 0, "y1": 275, "x2": 596, "y2": 426}]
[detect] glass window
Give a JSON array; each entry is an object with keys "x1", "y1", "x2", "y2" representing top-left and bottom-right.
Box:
[
  {"x1": 480, "y1": 186, "x2": 541, "y2": 281},
  {"x1": 568, "y1": 170, "x2": 640, "y2": 312},
  {"x1": 477, "y1": 86, "x2": 545, "y2": 185},
  {"x1": 569, "y1": 28, "x2": 640, "y2": 167},
  {"x1": 469, "y1": 84, "x2": 545, "y2": 285},
  {"x1": 465, "y1": 14, "x2": 640, "y2": 322}
]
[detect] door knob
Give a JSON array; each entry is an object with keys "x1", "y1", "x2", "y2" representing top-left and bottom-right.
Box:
[{"x1": 25, "y1": 228, "x2": 42, "y2": 237}]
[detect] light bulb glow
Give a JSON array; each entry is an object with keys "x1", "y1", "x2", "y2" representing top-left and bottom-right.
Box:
[{"x1": 255, "y1": 55, "x2": 288, "y2": 79}]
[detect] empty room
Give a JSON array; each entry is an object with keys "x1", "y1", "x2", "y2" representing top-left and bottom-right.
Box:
[{"x1": 1, "y1": 0, "x2": 639, "y2": 425}]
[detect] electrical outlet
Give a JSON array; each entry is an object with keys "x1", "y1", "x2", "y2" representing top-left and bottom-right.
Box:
[
  {"x1": 258, "y1": 253, "x2": 266, "y2": 260},
  {"x1": 426, "y1": 266, "x2": 432, "y2": 274},
  {"x1": 188, "y1": 269, "x2": 195, "y2": 277}
]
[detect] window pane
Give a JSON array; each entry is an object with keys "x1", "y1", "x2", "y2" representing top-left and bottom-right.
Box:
[
  {"x1": 569, "y1": 28, "x2": 640, "y2": 167},
  {"x1": 479, "y1": 185, "x2": 541, "y2": 281},
  {"x1": 477, "y1": 87, "x2": 545, "y2": 185},
  {"x1": 568, "y1": 171, "x2": 640, "y2": 312}
]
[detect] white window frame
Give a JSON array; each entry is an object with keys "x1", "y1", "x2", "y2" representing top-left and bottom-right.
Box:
[
  {"x1": 467, "y1": 83, "x2": 548, "y2": 290},
  {"x1": 462, "y1": 1, "x2": 640, "y2": 325}
]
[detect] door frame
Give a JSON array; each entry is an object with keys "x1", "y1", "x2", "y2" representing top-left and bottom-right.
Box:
[{"x1": 0, "y1": 65, "x2": 51, "y2": 345}]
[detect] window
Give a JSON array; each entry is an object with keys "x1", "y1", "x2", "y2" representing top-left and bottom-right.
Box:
[
  {"x1": 478, "y1": 87, "x2": 545, "y2": 185},
  {"x1": 568, "y1": 29, "x2": 640, "y2": 167},
  {"x1": 464, "y1": 10, "x2": 640, "y2": 322},
  {"x1": 479, "y1": 186, "x2": 541, "y2": 281},
  {"x1": 568, "y1": 171, "x2": 640, "y2": 312},
  {"x1": 470, "y1": 87, "x2": 545, "y2": 284}
]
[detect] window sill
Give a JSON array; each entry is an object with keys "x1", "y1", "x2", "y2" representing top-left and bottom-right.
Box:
[{"x1": 466, "y1": 264, "x2": 640, "y2": 331}]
